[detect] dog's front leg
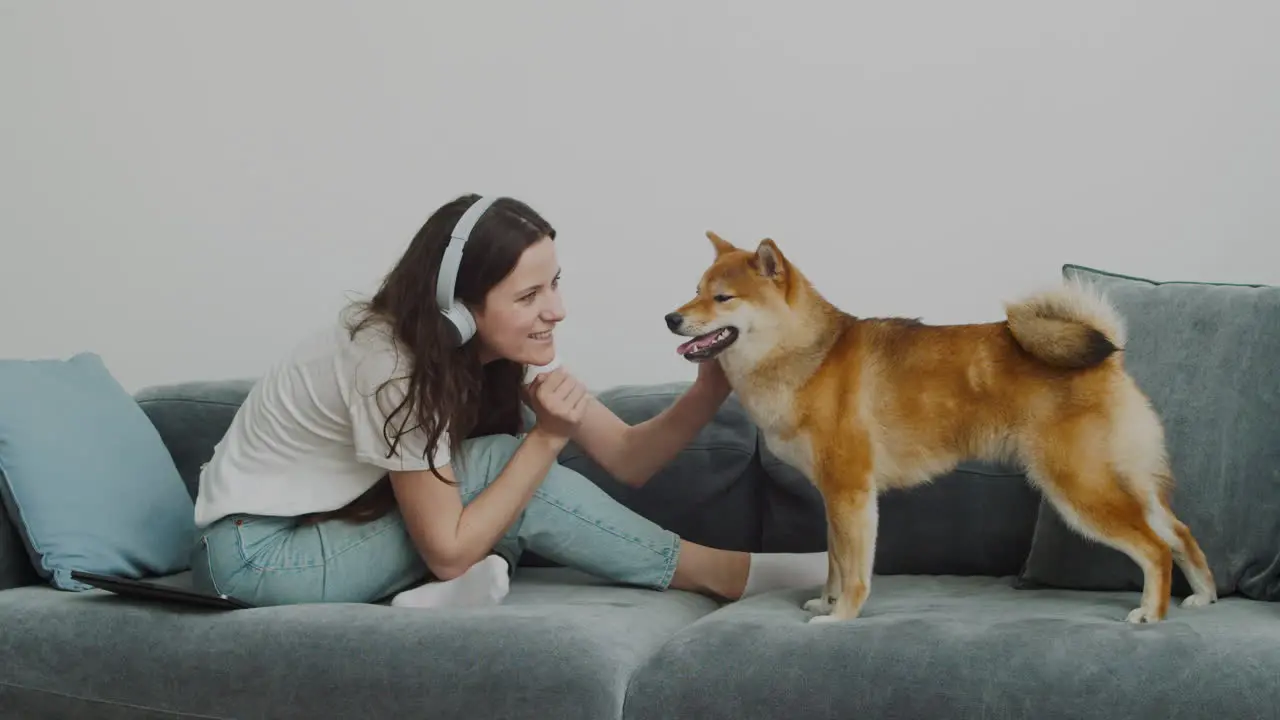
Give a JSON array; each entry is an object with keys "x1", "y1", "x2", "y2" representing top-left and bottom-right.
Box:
[
  {"x1": 803, "y1": 523, "x2": 839, "y2": 615},
  {"x1": 808, "y1": 484, "x2": 877, "y2": 624}
]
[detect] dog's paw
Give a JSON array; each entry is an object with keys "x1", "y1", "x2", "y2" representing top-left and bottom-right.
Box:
[
  {"x1": 1181, "y1": 592, "x2": 1216, "y2": 609},
  {"x1": 807, "y1": 613, "x2": 843, "y2": 625},
  {"x1": 1126, "y1": 606, "x2": 1162, "y2": 624},
  {"x1": 808, "y1": 608, "x2": 863, "y2": 624},
  {"x1": 803, "y1": 596, "x2": 834, "y2": 614}
]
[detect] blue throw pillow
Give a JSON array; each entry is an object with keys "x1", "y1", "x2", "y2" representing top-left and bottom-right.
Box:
[{"x1": 0, "y1": 353, "x2": 195, "y2": 590}]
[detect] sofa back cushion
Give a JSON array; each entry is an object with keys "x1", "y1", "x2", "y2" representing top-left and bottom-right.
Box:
[{"x1": 134, "y1": 380, "x2": 255, "y2": 500}]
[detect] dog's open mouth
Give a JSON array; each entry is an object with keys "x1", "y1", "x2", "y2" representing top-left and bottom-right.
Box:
[{"x1": 676, "y1": 327, "x2": 739, "y2": 362}]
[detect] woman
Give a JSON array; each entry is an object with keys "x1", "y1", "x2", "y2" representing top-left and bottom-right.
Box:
[{"x1": 190, "y1": 193, "x2": 827, "y2": 608}]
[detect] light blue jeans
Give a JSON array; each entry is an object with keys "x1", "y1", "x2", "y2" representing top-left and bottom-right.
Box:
[{"x1": 190, "y1": 434, "x2": 682, "y2": 606}]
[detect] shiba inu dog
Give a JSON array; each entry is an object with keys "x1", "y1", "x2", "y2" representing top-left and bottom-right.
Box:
[{"x1": 664, "y1": 231, "x2": 1217, "y2": 624}]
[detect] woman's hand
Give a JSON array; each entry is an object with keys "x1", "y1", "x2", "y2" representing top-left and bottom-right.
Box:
[{"x1": 525, "y1": 368, "x2": 591, "y2": 449}]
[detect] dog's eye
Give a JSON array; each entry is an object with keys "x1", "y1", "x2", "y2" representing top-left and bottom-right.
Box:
[{"x1": 714, "y1": 294, "x2": 733, "y2": 303}]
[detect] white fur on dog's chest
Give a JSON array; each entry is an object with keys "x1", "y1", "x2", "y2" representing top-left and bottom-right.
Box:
[
  {"x1": 723, "y1": 355, "x2": 821, "y2": 482},
  {"x1": 763, "y1": 429, "x2": 817, "y2": 481},
  {"x1": 738, "y1": 392, "x2": 817, "y2": 481}
]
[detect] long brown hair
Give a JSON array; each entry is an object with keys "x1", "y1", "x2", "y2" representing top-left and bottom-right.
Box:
[{"x1": 304, "y1": 194, "x2": 556, "y2": 524}]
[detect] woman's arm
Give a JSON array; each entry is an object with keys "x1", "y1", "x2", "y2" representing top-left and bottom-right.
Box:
[
  {"x1": 563, "y1": 365, "x2": 732, "y2": 489},
  {"x1": 389, "y1": 373, "x2": 590, "y2": 580},
  {"x1": 389, "y1": 427, "x2": 566, "y2": 580}
]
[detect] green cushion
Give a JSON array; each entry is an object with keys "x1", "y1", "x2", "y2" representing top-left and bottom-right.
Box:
[{"x1": 1018, "y1": 265, "x2": 1280, "y2": 601}]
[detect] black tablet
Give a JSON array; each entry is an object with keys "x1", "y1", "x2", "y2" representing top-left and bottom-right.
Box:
[{"x1": 71, "y1": 570, "x2": 254, "y2": 610}]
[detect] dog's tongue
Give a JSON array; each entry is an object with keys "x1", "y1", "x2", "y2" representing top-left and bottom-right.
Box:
[{"x1": 676, "y1": 332, "x2": 715, "y2": 355}]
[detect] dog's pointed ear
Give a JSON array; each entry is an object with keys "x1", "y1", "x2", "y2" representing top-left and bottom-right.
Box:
[
  {"x1": 706, "y1": 231, "x2": 736, "y2": 257},
  {"x1": 753, "y1": 238, "x2": 785, "y2": 279}
]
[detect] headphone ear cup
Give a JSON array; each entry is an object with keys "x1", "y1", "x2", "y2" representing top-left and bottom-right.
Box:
[
  {"x1": 441, "y1": 303, "x2": 477, "y2": 346},
  {"x1": 453, "y1": 304, "x2": 477, "y2": 345}
]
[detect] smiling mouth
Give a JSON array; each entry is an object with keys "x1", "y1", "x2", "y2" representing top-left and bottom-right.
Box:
[
  {"x1": 529, "y1": 330, "x2": 552, "y2": 341},
  {"x1": 676, "y1": 327, "x2": 739, "y2": 362}
]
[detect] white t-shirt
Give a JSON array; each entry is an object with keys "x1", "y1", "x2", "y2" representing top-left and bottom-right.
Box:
[{"x1": 192, "y1": 311, "x2": 559, "y2": 529}]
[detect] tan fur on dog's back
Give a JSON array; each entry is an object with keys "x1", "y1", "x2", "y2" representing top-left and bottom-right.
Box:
[{"x1": 668, "y1": 232, "x2": 1217, "y2": 624}]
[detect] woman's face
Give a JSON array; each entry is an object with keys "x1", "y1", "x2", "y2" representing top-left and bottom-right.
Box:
[{"x1": 472, "y1": 235, "x2": 564, "y2": 366}]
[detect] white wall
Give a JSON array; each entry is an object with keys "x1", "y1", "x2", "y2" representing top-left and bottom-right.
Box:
[{"x1": 3, "y1": 1, "x2": 1278, "y2": 393}]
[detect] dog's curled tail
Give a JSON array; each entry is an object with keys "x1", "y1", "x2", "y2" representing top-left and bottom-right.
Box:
[{"x1": 1004, "y1": 279, "x2": 1126, "y2": 369}]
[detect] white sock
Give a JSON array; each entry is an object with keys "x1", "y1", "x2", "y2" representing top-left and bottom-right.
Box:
[
  {"x1": 741, "y1": 552, "x2": 829, "y2": 597},
  {"x1": 390, "y1": 555, "x2": 511, "y2": 609}
]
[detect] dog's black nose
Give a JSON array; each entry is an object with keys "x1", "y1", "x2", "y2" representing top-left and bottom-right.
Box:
[{"x1": 665, "y1": 312, "x2": 683, "y2": 331}]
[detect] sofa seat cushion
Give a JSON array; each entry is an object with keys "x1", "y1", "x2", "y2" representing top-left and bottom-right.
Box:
[
  {"x1": 0, "y1": 567, "x2": 718, "y2": 720},
  {"x1": 623, "y1": 575, "x2": 1280, "y2": 720}
]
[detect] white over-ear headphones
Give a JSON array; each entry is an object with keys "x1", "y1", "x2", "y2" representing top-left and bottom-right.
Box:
[{"x1": 436, "y1": 195, "x2": 500, "y2": 346}]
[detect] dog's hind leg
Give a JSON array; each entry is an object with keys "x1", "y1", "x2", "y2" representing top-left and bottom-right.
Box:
[
  {"x1": 1031, "y1": 458, "x2": 1175, "y2": 623},
  {"x1": 1152, "y1": 484, "x2": 1217, "y2": 608},
  {"x1": 1108, "y1": 387, "x2": 1217, "y2": 611}
]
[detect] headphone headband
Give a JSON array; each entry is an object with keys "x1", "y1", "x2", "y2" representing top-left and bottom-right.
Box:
[
  {"x1": 436, "y1": 195, "x2": 500, "y2": 345},
  {"x1": 436, "y1": 195, "x2": 500, "y2": 311}
]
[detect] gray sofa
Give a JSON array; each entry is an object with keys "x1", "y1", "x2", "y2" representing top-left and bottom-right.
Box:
[{"x1": 3, "y1": 264, "x2": 1278, "y2": 719}]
